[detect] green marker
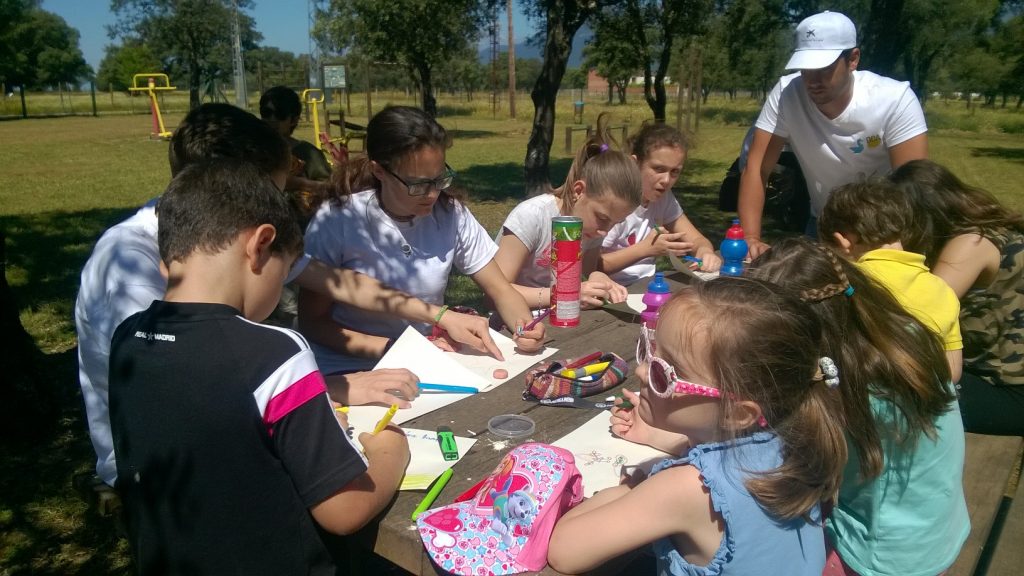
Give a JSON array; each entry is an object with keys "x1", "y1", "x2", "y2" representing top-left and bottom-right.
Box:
[
  {"x1": 436, "y1": 426, "x2": 459, "y2": 461},
  {"x1": 412, "y1": 468, "x2": 454, "y2": 520}
]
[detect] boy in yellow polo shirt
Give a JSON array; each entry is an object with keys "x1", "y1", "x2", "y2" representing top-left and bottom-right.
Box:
[{"x1": 820, "y1": 179, "x2": 963, "y2": 383}]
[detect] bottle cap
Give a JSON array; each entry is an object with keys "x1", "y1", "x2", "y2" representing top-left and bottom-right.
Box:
[
  {"x1": 726, "y1": 218, "x2": 745, "y2": 239},
  {"x1": 647, "y1": 271, "x2": 671, "y2": 294},
  {"x1": 487, "y1": 414, "x2": 536, "y2": 438}
]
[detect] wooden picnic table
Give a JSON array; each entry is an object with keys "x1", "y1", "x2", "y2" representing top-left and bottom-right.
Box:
[
  {"x1": 348, "y1": 273, "x2": 694, "y2": 575},
  {"x1": 347, "y1": 269, "x2": 1023, "y2": 575}
]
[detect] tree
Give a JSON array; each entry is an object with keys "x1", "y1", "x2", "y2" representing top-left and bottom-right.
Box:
[
  {"x1": 522, "y1": 0, "x2": 606, "y2": 196},
  {"x1": 96, "y1": 42, "x2": 162, "y2": 91},
  {"x1": 109, "y1": 0, "x2": 262, "y2": 110},
  {"x1": 1, "y1": 4, "x2": 90, "y2": 89},
  {"x1": 316, "y1": 0, "x2": 489, "y2": 117},
  {"x1": 584, "y1": 10, "x2": 644, "y2": 104}
]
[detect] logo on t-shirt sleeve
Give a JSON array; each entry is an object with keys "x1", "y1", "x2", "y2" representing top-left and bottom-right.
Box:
[{"x1": 627, "y1": 232, "x2": 637, "y2": 246}]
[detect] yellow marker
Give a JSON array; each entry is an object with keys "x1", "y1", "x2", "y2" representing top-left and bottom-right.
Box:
[
  {"x1": 559, "y1": 360, "x2": 611, "y2": 379},
  {"x1": 334, "y1": 405, "x2": 349, "y2": 413},
  {"x1": 372, "y1": 404, "x2": 399, "y2": 434}
]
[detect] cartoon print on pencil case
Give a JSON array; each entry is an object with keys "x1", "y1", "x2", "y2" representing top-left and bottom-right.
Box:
[{"x1": 489, "y1": 475, "x2": 538, "y2": 547}]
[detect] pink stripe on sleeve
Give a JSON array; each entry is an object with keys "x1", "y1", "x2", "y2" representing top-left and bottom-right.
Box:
[{"x1": 263, "y1": 370, "x2": 328, "y2": 428}]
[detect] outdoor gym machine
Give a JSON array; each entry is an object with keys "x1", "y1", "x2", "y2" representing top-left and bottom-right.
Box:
[{"x1": 128, "y1": 73, "x2": 176, "y2": 140}]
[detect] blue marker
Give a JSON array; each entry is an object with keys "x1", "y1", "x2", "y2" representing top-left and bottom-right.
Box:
[
  {"x1": 682, "y1": 255, "x2": 703, "y2": 266},
  {"x1": 418, "y1": 383, "x2": 479, "y2": 394}
]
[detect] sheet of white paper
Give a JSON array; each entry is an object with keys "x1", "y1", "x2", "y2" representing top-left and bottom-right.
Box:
[
  {"x1": 345, "y1": 327, "x2": 558, "y2": 434},
  {"x1": 399, "y1": 428, "x2": 477, "y2": 490},
  {"x1": 553, "y1": 411, "x2": 671, "y2": 497}
]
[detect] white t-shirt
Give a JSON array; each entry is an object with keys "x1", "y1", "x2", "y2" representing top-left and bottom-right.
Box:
[
  {"x1": 498, "y1": 194, "x2": 602, "y2": 288},
  {"x1": 75, "y1": 201, "x2": 311, "y2": 486},
  {"x1": 76, "y1": 201, "x2": 162, "y2": 486},
  {"x1": 304, "y1": 189, "x2": 497, "y2": 374},
  {"x1": 600, "y1": 192, "x2": 684, "y2": 286},
  {"x1": 756, "y1": 70, "x2": 927, "y2": 216}
]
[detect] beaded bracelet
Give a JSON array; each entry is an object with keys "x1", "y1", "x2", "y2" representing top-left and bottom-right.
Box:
[{"x1": 433, "y1": 304, "x2": 449, "y2": 325}]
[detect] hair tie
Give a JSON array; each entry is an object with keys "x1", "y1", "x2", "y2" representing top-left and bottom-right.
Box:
[
  {"x1": 598, "y1": 143, "x2": 609, "y2": 153},
  {"x1": 814, "y1": 357, "x2": 840, "y2": 388},
  {"x1": 844, "y1": 285, "x2": 855, "y2": 297}
]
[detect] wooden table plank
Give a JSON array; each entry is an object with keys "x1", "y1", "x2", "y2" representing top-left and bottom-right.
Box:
[
  {"x1": 948, "y1": 434, "x2": 1024, "y2": 576},
  {"x1": 986, "y1": 445, "x2": 1023, "y2": 576}
]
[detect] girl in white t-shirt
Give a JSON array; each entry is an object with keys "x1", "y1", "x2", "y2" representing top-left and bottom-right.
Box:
[
  {"x1": 600, "y1": 123, "x2": 721, "y2": 286},
  {"x1": 495, "y1": 117, "x2": 642, "y2": 309},
  {"x1": 299, "y1": 106, "x2": 543, "y2": 375}
]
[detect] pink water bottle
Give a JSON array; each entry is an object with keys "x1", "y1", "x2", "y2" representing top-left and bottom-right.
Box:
[{"x1": 640, "y1": 272, "x2": 672, "y2": 329}]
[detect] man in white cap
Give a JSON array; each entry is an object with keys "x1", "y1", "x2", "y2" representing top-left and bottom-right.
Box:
[{"x1": 738, "y1": 10, "x2": 928, "y2": 258}]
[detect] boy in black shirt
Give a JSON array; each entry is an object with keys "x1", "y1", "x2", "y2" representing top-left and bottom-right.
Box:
[{"x1": 109, "y1": 160, "x2": 409, "y2": 575}]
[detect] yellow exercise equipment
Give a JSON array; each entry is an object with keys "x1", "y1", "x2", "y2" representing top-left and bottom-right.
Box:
[
  {"x1": 301, "y1": 88, "x2": 365, "y2": 166},
  {"x1": 128, "y1": 73, "x2": 176, "y2": 140}
]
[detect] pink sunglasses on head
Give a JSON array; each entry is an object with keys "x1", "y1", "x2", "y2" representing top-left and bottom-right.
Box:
[{"x1": 636, "y1": 325, "x2": 768, "y2": 428}]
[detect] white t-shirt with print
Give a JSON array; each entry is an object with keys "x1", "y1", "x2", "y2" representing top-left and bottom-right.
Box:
[
  {"x1": 304, "y1": 189, "x2": 497, "y2": 374},
  {"x1": 600, "y1": 192, "x2": 684, "y2": 286},
  {"x1": 756, "y1": 70, "x2": 927, "y2": 216},
  {"x1": 498, "y1": 194, "x2": 602, "y2": 288}
]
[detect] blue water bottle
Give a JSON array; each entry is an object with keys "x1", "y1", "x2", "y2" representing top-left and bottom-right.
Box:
[
  {"x1": 720, "y1": 219, "x2": 748, "y2": 277},
  {"x1": 640, "y1": 272, "x2": 672, "y2": 329}
]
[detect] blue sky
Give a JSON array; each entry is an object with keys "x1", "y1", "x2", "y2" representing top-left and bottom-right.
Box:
[{"x1": 41, "y1": 0, "x2": 539, "y2": 73}]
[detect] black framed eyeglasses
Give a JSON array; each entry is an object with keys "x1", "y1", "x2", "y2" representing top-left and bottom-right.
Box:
[{"x1": 380, "y1": 163, "x2": 456, "y2": 196}]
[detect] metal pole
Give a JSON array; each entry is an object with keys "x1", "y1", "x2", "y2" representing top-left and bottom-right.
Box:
[
  {"x1": 507, "y1": 0, "x2": 516, "y2": 118},
  {"x1": 231, "y1": 0, "x2": 248, "y2": 109},
  {"x1": 91, "y1": 80, "x2": 98, "y2": 117}
]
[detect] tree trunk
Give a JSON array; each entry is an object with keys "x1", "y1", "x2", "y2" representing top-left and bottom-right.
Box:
[
  {"x1": 524, "y1": 1, "x2": 592, "y2": 197},
  {"x1": 617, "y1": 83, "x2": 626, "y2": 104},
  {"x1": 189, "y1": 59, "x2": 202, "y2": 110},
  {"x1": 417, "y1": 62, "x2": 437, "y2": 117}
]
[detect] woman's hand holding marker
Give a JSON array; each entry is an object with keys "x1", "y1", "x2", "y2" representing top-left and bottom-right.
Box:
[{"x1": 436, "y1": 309, "x2": 504, "y2": 360}]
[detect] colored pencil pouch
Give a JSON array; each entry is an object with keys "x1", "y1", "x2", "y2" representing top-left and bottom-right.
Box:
[
  {"x1": 416, "y1": 443, "x2": 584, "y2": 575},
  {"x1": 522, "y1": 351, "x2": 628, "y2": 402}
]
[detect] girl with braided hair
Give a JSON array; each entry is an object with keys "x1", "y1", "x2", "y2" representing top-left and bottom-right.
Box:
[{"x1": 748, "y1": 236, "x2": 967, "y2": 576}]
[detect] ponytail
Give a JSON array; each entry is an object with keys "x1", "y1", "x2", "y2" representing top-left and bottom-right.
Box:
[{"x1": 553, "y1": 113, "x2": 641, "y2": 212}]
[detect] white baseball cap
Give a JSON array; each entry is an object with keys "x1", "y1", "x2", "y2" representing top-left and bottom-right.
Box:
[{"x1": 785, "y1": 11, "x2": 857, "y2": 70}]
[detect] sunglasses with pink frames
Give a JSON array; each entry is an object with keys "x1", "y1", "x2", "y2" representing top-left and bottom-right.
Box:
[{"x1": 636, "y1": 325, "x2": 768, "y2": 428}]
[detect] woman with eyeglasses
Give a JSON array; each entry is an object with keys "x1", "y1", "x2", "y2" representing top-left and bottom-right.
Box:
[
  {"x1": 299, "y1": 106, "x2": 544, "y2": 377},
  {"x1": 548, "y1": 277, "x2": 846, "y2": 575}
]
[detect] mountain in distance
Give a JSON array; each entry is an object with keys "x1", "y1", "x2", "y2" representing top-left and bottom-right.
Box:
[{"x1": 479, "y1": 24, "x2": 591, "y2": 67}]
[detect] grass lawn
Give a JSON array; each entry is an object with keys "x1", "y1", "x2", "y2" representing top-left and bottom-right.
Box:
[{"x1": 1, "y1": 92, "x2": 1022, "y2": 574}]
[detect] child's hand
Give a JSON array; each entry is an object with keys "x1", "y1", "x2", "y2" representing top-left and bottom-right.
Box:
[
  {"x1": 512, "y1": 322, "x2": 545, "y2": 354},
  {"x1": 326, "y1": 368, "x2": 419, "y2": 409},
  {"x1": 359, "y1": 425, "x2": 410, "y2": 465},
  {"x1": 694, "y1": 248, "x2": 722, "y2": 273},
  {"x1": 610, "y1": 389, "x2": 647, "y2": 444},
  {"x1": 580, "y1": 272, "x2": 627, "y2": 309},
  {"x1": 647, "y1": 230, "x2": 694, "y2": 258}
]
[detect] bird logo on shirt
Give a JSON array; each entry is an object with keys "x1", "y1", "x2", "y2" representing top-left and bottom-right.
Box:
[{"x1": 850, "y1": 138, "x2": 865, "y2": 154}]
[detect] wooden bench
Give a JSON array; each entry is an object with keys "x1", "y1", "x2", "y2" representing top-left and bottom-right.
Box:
[{"x1": 949, "y1": 434, "x2": 1024, "y2": 576}]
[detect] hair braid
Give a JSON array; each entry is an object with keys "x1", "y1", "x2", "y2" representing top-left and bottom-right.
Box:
[{"x1": 799, "y1": 246, "x2": 851, "y2": 302}]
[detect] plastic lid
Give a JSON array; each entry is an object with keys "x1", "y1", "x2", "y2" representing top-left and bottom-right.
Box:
[
  {"x1": 488, "y1": 414, "x2": 536, "y2": 438},
  {"x1": 726, "y1": 218, "x2": 745, "y2": 239},
  {"x1": 647, "y1": 271, "x2": 671, "y2": 294}
]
